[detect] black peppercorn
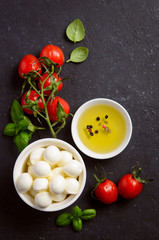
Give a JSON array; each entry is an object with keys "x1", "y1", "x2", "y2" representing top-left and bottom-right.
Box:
[
  {"x1": 105, "y1": 115, "x2": 108, "y2": 119},
  {"x1": 96, "y1": 117, "x2": 100, "y2": 121},
  {"x1": 90, "y1": 132, "x2": 94, "y2": 136},
  {"x1": 95, "y1": 130, "x2": 98, "y2": 134}
]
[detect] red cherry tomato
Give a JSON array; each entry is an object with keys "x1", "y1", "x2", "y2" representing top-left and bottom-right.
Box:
[
  {"x1": 118, "y1": 174, "x2": 143, "y2": 200},
  {"x1": 47, "y1": 96, "x2": 70, "y2": 122},
  {"x1": 40, "y1": 45, "x2": 65, "y2": 66},
  {"x1": 18, "y1": 54, "x2": 42, "y2": 79},
  {"x1": 21, "y1": 90, "x2": 44, "y2": 115},
  {"x1": 38, "y1": 73, "x2": 63, "y2": 95},
  {"x1": 94, "y1": 179, "x2": 118, "y2": 204}
]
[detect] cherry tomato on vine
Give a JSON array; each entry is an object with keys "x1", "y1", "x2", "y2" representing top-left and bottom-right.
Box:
[
  {"x1": 47, "y1": 96, "x2": 70, "y2": 122},
  {"x1": 18, "y1": 54, "x2": 42, "y2": 79},
  {"x1": 21, "y1": 90, "x2": 44, "y2": 115},
  {"x1": 93, "y1": 165, "x2": 118, "y2": 204},
  {"x1": 38, "y1": 72, "x2": 63, "y2": 95},
  {"x1": 118, "y1": 164, "x2": 153, "y2": 200},
  {"x1": 40, "y1": 45, "x2": 65, "y2": 66},
  {"x1": 94, "y1": 179, "x2": 118, "y2": 204},
  {"x1": 118, "y1": 174, "x2": 142, "y2": 200}
]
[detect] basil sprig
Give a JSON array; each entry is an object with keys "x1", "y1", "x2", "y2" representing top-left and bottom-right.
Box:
[
  {"x1": 56, "y1": 205, "x2": 96, "y2": 232},
  {"x1": 3, "y1": 99, "x2": 44, "y2": 152},
  {"x1": 66, "y1": 18, "x2": 85, "y2": 43}
]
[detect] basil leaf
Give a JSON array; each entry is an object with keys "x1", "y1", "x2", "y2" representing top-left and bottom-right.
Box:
[
  {"x1": 25, "y1": 130, "x2": 33, "y2": 140},
  {"x1": 81, "y1": 209, "x2": 96, "y2": 220},
  {"x1": 72, "y1": 218, "x2": 82, "y2": 232},
  {"x1": 3, "y1": 123, "x2": 16, "y2": 136},
  {"x1": 56, "y1": 213, "x2": 73, "y2": 226},
  {"x1": 14, "y1": 131, "x2": 30, "y2": 152},
  {"x1": 66, "y1": 18, "x2": 85, "y2": 43},
  {"x1": 71, "y1": 206, "x2": 82, "y2": 218},
  {"x1": 67, "y1": 47, "x2": 89, "y2": 63},
  {"x1": 17, "y1": 119, "x2": 29, "y2": 131},
  {"x1": 23, "y1": 116, "x2": 37, "y2": 132},
  {"x1": 11, "y1": 99, "x2": 24, "y2": 123}
]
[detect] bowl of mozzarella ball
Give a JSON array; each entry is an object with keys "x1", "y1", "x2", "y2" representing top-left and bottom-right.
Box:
[{"x1": 13, "y1": 138, "x2": 86, "y2": 212}]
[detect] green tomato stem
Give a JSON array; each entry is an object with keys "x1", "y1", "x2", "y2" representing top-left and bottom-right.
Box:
[
  {"x1": 55, "y1": 120, "x2": 66, "y2": 135},
  {"x1": 27, "y1": 76, "x2": 57, "y2": 138},
  {"x1": 93, "y1": 174, "x2": 101, "y2": 183}
]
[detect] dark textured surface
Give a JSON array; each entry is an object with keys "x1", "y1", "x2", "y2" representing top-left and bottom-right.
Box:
[{"x1": 0, "y1": 0, "x2": 159, "y2": 239}]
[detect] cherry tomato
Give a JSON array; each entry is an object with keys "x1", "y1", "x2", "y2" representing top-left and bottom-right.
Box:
[
  {"x1": 47, "y1": 96, "x2": 70, "y2": 122},
  {"x1": 118, "y1": 174, "x2": 143, "y2": 200},
  {"x1": 18, "y1": 54, "x2": 42, "y2": 79},
  {"x1": 38, "y1": 73, "x2": 63, "y2": 95},
  {"x1": 21, "y1": 90, "x2": 44, "y2": 115},
  {"x1": 94, "y1": 179, "x2": 118, "y2": 204},
  {"x1": 40, "y1": 45, "x2": 65, "y2": 66}
]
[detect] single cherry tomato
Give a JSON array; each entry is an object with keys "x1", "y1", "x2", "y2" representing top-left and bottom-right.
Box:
[
  {"x1": 94, "y1": 179, "x2": 118, "y2": 204},
  {"x1": 21, "y1": 90, "x2": 44, "y2": 115},
  {"x1": 18, "y1": 54, "x2": 42, "y2": 79},
  {"x1": 38, "y1": 72, "x2": 63, "y2": 95},
  {"x1": 47, "y1": 96, "x2": 70, "y2": 122},
  {"x1": 118, "y1": 174, "x2": 143, "y2": 200},
  {"x1": 40, "y1": 45, "x2": 65, "y2": 66},
  {"x1": 118, "y1": 164, "x2": 153, "y2": 200}
]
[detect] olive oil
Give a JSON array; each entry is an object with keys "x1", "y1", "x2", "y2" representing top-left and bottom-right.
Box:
[{"x1": 77, "y1": 104, "x2": 126, "y2": 154}]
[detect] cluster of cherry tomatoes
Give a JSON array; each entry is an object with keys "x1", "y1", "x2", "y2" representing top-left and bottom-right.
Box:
[{"x1": 18, "y1": 45, "x2": 70, "y2": 122}]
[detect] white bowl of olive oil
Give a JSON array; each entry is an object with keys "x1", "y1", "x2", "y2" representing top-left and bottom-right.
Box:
[{"x1": 71, "y1": 98, "x2": 132, "y2": 159}]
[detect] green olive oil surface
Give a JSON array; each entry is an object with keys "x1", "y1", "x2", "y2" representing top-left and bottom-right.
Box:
[{"x1": 77, "y1": 104, "x2": 127, "y2": 154}]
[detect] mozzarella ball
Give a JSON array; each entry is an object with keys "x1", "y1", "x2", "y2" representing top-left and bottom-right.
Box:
[
  {"x1": 63, "y1": 160, "x2": 83, "y2": 177},
  {"x1": 47, "y1": 167, "x2": 66, "y2": 181},
  {"x1": 57, "y1": 151, "x2": 73, "y2": 167},
  {"x1": 29, "y1": 148, "x2": 45, "y2": 165},
  {"x1": 33, "y1": 178, "x2": 48, "y2": 192},
  {"x1": 49, "y1": 175, "x2": 66, "y2": 194},
  {"x1": 51, "y1": 192, "x2": 67, "y2": 202},
  {"x1": 29, "y1": 187, "x2": 37, "y2": 197},
  {"x1": 16, "y1": 173, "x2": 33, "y2": 193},
  {"x1": 28, "y1": 166, "x2": 36, "y2": 178},
  {"x1": 65, "y1": 177, "x2": 80, "y2": 194},
  {"x1": 44, "y1": 145, "x2": 61, "y2": 165},
  {"x1": 32, "y1": 161, "x2": 51, "y2": 177},
  {"x1": 35, "y1": 192, "x2": 52, "y2": 208}
]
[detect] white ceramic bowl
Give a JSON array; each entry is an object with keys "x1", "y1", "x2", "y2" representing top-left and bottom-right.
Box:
[
  {"x1": 13, "y1": 138, "x2": 86, "y2": 212},
  {"x1": 71, "y1": 98, "x2": 132, "y2": 159}
]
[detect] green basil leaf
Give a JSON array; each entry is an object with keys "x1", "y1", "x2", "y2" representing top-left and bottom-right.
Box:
[
  {"x1": 72, "y1": 218, "x2": 82, "y2": 232},
  {"x1": 14, "y1": 131, "x2": 30, "y2": 152},
  {"x1": 17, "y1": 119, "x2": 29, "y2": 131},
  {"x1": 25, "y1": 130, "x2": 33, "y2": 140},
  {"x1": 11, "y1": 99, "x2": 24, "y2": 123},
  {"x1": 56, "y1": 213, "x2": 73, "y2": 226},
  {"x1": 23, "y1": 116, "x2": 36, "y2": 132},
  {"x1": 71, "y1": 206, "x2": 82, "y2": 218},
  {"x1": 66, "y1": 18, "x2": 85, "y2": 43},
  {"x1": 67, "y1": 47, "x2": 89, "y2": 63},
  {"x1": 81, "y1": 209, "x2": 96, "y2": 220},
  {"x1": 3, "y1": 123, "x2": 16, "y2": 136}
]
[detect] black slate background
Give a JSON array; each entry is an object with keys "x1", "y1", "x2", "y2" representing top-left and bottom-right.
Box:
[{"x1": 0, "y1": 0, "x2": 159, "y2": 239}]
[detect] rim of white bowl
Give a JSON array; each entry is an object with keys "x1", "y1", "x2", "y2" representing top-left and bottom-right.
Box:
[
  {"x1": 71, "y1": 98, "x2": 132, "y2": 159},
  {"x1": 13, "y1": 138, "x2": 86, "y2": 212}
]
